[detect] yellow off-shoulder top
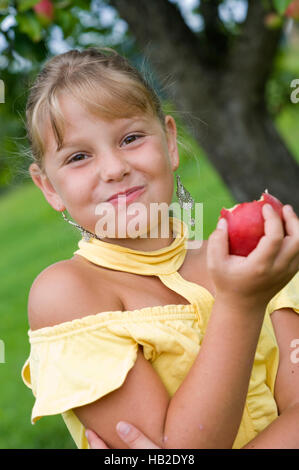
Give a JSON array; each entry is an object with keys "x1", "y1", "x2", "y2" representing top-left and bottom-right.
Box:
[{"x1": 21, "y1": 217, "x2": 299, "y2": 449}]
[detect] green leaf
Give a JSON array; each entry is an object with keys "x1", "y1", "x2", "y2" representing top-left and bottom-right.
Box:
[
  {"x1": 71, "y1": 0, "x2": 92, "y2": 10},
  {"x1": 55, "y1": 8, "x2": 76, "y2": 37},
  {"x1": 273, "y1": 0, "x2": 293, "y2": 14},
  {"x1": 16, "y1": 0, "x2": 40, "y2": 12},
  {"x1": 16, "y1": 11, "x2": 43, "y2": 42}
]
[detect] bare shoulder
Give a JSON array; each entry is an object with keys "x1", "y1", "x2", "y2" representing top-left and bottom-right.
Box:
[
  {"x1": 187, "y1": 239, "x2": 208, "y2": 257},
  {"x1": 182, "y1": 239, "x2": 216, "y2": 297},
  {"x1": 28, "y1": 258, "x2": 123, "y2": 331},
  {"x1": 28, "y1": 259, "x2": 89, "y2": 330},
  {"x1": 186, "y1": 239, "x2": 209, "y2": 271}
]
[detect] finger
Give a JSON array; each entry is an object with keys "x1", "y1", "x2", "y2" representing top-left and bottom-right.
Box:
[
  {"x1": 273, "y1": 240, "x2": 299, "y2": 276},
  {"x1": 86, "y1": 429, "x2": 109, "y2": 449},
  {"x1": 289, "y1": 255, "x2": 299, "y2": 275},
  {"x1": 282, "y1": 205, "x2": 299, "y2": 237},
  {"x1": 116, "y1": 422, "x2": 160, "y2": 449},
  {"x1": 288, "y1": 255, "x2": 299, "y2": 275},
  {"x1": 207, "y1": 218, "x2": 229, "y2": 271},
  {"x1": 272, "y1": 236, "x2": 299, "y2": 272},
  {"x1": 248, "y1": 204, "x2": 284, "y2": 265},
  {"x1": 270, "y1": 205, "x2": 299, "y2": 270}
]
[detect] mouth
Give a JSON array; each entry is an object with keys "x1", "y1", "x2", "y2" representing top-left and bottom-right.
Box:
[{"x1": 107, "y1": 186, "x2": 145, "y2": 205}]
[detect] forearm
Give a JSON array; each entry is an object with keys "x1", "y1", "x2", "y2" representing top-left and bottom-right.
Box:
[
  {"x1": 242, "y1": 402, "x2": 299, "y2": 449},
  {"x1": 163, "y1": 295, "x2": 266, "y2": 449}
]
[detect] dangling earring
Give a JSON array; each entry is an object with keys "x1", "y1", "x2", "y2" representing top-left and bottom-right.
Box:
[
  {"x1": 175, "y1": 174, "x2": 195, "y2": 227},
  {"x1": 61, "y1": 211, "x2": 100, "y2": 242}
]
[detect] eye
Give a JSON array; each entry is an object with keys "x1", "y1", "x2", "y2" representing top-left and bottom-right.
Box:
[
  {"x1": 122, "y1": 134, "x2": 143, "y2": 146},
  {"x1": 67, "y1": 153, "x2": 89, "y2": 164}
]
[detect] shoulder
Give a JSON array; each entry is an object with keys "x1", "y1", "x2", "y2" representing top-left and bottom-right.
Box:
[
  {"x1": 28, "y1": 260, "x2": 88, "y2": 330},
  {"x1": 187, "y1": 239, "x2": 208, "y2": 258},
  {"x1": 183, "y1": 240, "x2": 216, "y2": 297},
  {"x1": 28, "y1": 258, "x2": 123, "y2": 331}
]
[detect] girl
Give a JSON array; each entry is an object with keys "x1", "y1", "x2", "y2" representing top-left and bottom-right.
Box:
[{"x1": 21, "y1": 46, "x2": 299, "y2": 449}]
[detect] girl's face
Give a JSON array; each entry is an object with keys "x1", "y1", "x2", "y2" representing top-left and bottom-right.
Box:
[{"x1": 29, "y1": 93, "x2": 179, "y2": 246}]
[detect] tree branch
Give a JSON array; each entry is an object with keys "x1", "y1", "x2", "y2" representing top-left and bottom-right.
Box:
[
  {"x1": 224, "y1": 0, "x2": 283, "y2": 106},
  {"x1": 198, "y1": 0, "x2": 230, "y2": 66},
  {"x1": 108, "y1": 0, "x2": 213, "y2": 104}
]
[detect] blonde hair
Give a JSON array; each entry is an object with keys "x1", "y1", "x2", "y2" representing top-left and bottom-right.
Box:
[{"x1": 25, "y1": 46, "x2": 168, "y2": 173}]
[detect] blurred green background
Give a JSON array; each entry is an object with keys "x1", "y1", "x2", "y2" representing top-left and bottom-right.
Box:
[{"x1": 0, "y1": 0, "x2": 299, "y2": 448}]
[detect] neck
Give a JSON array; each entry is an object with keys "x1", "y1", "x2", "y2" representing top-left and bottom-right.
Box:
[{"x1": 98, "y1": 219, "x2": 175, "y2": 252}]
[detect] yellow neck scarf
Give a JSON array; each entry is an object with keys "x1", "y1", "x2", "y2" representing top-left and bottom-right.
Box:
[
  {"x1": 73, "y1": 216, "x2": 214, "y2": 327},
  {"x1": 73, "y1": 216, "x2": 188, "y2": 276}
]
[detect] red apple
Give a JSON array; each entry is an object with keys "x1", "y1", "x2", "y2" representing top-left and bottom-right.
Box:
[
  {"x1": 219, "y1": 190, "x2": 284, "y2": 256},
  {"x1": 33, "y1": 0, "x2": 54, "y2": 22}
]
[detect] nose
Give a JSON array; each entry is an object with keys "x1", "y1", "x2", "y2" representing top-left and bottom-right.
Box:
[{"x1": 98, "y1": 150, "x2": 130, "y2": 182}]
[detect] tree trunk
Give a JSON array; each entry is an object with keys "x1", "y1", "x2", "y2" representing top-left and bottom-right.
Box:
[
  {"x1": 192, "y1": 99, "x2": 299, "y2": 207},
  {"x1": 109, "y1": 0, "x2": 299, "y2": 211}
]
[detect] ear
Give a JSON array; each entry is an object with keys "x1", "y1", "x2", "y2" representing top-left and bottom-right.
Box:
[
  {"x1": 164, "y1": 115, "x2": 179, "y2": 172},
  {"x1": 29, "y1": 163, "x2": 65, "y2": 212}
]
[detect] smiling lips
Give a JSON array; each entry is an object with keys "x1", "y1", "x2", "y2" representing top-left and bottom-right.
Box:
[{"x1": 106, "y1": 186, "x2": 145, "y2": 204}]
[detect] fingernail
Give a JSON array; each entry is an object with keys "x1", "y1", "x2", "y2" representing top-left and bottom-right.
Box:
[
  {"x1": 263, "y1": 203, "x2": 272, "y2": 213},
  {"x1": 116, "y1": 421, "x2": 131, "y2": 436},
  {"x1": 284, "y1": 204, "x2": 293, "y2": 213},
  {"x1": 217, "y1": 218, "x2": 227, "y2": 230}
]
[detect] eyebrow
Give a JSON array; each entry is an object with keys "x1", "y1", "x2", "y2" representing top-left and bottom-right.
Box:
[
  {"x1": 57, "y1": 140, "x2": 89, "y2": 153},
  {"x1": 57, "y1": 117, "x2": 149, "y2": 154}
]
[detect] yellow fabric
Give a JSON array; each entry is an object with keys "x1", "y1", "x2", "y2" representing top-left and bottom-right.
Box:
[{"x1": 21, "y1": 216, "x2": 299, "y2": 449}]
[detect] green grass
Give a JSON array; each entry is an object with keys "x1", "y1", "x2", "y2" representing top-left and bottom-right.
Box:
[
  {"x1": 0, "y1": 101, "x2": 298, "y2": 448},
  {"x1": 0, "y1": 183, "x2": 79, "y2": 449}
]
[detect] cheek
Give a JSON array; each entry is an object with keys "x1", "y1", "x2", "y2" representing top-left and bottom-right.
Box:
[
  {"x1": 153, "y1": 168, "x2": 174, "y2": 202},
  {"x1": 58, "y1": 173, "x2": 89, "y2": 202},
  {"x1": 149, "y1": 153, "x2": 174, "y2": 192},
  {"x1": 146, "y1": 151, "x2": 172, "y2": 177}
]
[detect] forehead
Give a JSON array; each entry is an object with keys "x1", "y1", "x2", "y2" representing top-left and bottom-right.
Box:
[
  {"x1": 42, "y1": 94, "x2": 162, "y2": 155},
  {"x1": 58, "y1": 93, "x2": 156, "y2": 126},
  {"x1": 52, "y1": 94, "x2": 134, "y2": 131}
]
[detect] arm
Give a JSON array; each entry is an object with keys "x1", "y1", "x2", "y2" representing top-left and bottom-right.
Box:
[
  {"x1": 29, "y1": 205, "x2": 298, "y2": 449},
  {"x1": 73, "y1": 295, "x2": 267, "y2": 449},
  {"x1": 242, "y1": 307, "x2": 299, "y2": 449},
  {"x1": 74, "y1": 205, "x2": 298, "y2": 449},
  {"x1": 86, "y1": 304, "x2": 299, "y2": 450},
  {"x1": 83, "y1": 304, "x2": 299, "y2": 451}
]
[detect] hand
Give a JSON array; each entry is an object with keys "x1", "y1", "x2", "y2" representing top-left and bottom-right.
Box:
[
  {"x1": 207, "y1": 204, "x2": 299, "y2": 307},
  {"x1": 86, "y1": 422, "x2": 161, "y2": 449}
]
